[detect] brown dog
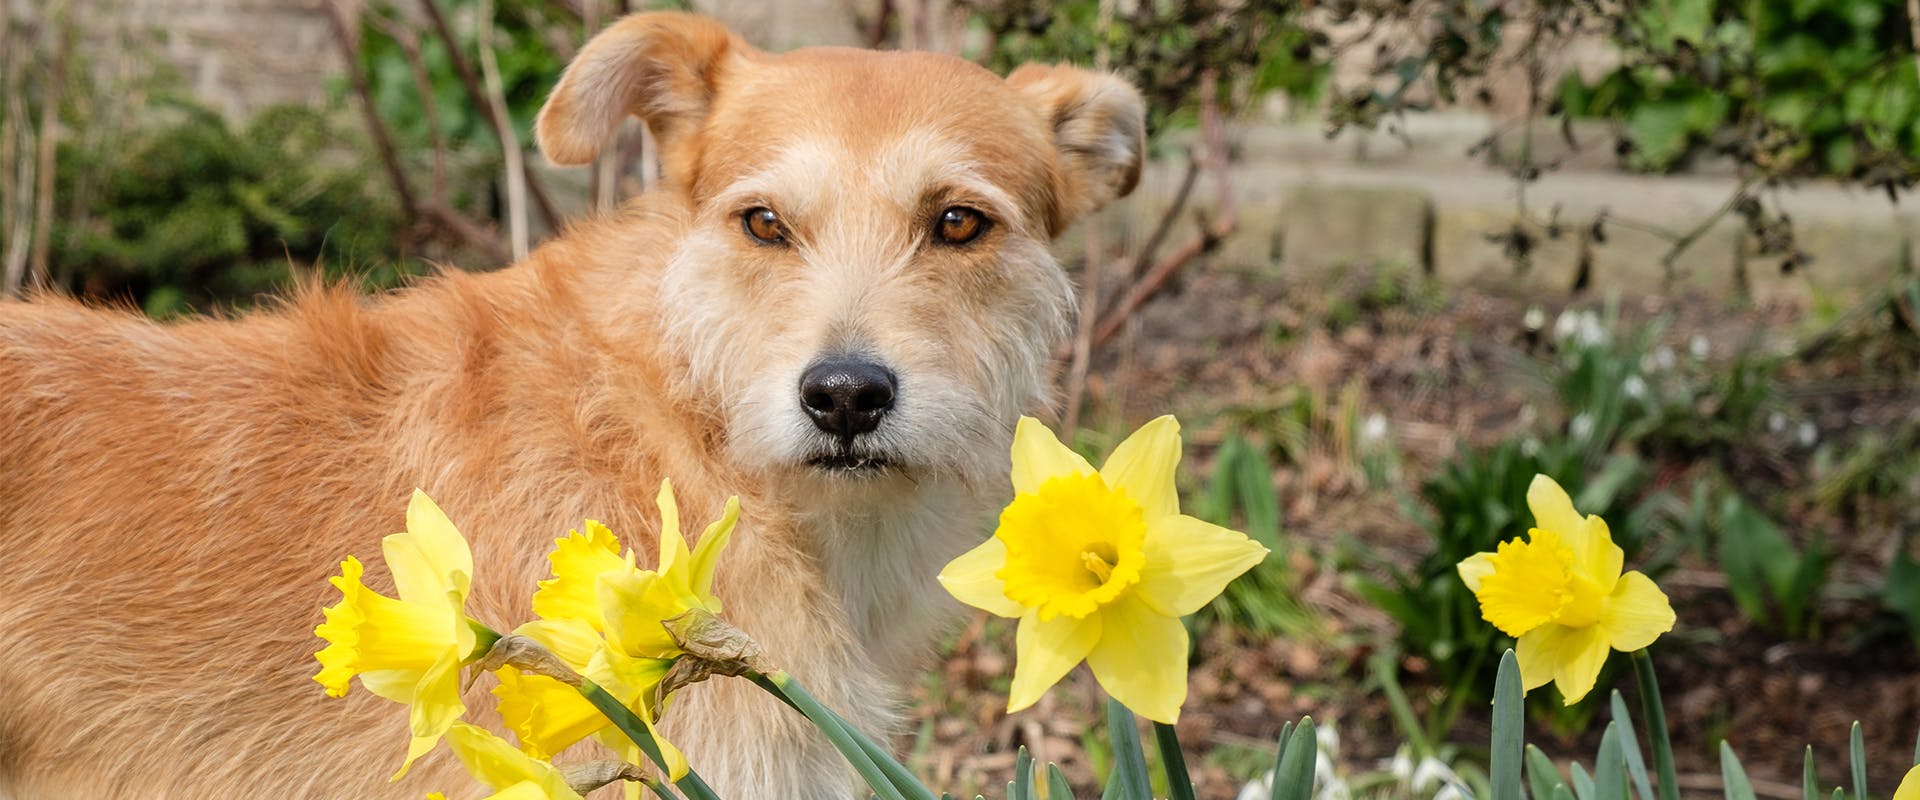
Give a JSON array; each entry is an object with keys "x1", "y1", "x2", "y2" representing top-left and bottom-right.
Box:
[{"x1": 0, "y1": 12, "x2": 1142, "y2": 799}]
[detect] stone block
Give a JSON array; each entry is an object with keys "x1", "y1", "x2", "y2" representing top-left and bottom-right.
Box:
[
  {"x1": 1430, "y1": 206, "x2": 1583, "y2": 293},
  {"x1": 1277, "y1": 184, "x2": 1433, "y2": 276}
]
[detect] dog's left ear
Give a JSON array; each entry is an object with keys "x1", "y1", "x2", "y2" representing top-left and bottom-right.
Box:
[
  {"x1": 1006, "y1": 64, "x2": 1147, "y2": 234},
  {"x1": 536, "y1": 11, "x2": 743, "y2": 170}
]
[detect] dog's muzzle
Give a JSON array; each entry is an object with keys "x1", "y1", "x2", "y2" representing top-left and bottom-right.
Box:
[{"x1": 799, "y1": 356, "x2": 897, "y2": 471}]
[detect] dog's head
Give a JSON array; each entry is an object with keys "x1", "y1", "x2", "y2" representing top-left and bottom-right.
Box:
[{"x1": 538, "y1": 12, "x2": 1143, "y2": 488}]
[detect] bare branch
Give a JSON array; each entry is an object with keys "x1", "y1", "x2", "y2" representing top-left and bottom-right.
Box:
[
  {"x1": 419, "y1": 0, "x2": 562, "y2": 235},
  {"x1": 325, "y1": 1, "x2": 419, "y2": 220},
  {"x1": 476, "y1": 0, "x2": 530, "y2": 259},
  {"x1": 26, "y1": 0, "x2": 73, "y2": 292}
]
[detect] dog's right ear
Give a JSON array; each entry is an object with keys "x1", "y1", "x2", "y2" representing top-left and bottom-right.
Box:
[{"x1": 535, "y1": 12, "x2": 739, "y2": 167}]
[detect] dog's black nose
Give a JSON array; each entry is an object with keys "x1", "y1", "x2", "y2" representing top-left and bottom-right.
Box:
[{"x1": 799, "y1": 358, "x2": 897, "y2": 438}]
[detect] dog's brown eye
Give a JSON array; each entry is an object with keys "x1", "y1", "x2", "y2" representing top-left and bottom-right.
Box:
[
  {"x1": 743, "y1": 207, "x2": 784, "y2": 244},
  {"x1": 935, "y1": 207, "x2": 988, "y2": 246}
]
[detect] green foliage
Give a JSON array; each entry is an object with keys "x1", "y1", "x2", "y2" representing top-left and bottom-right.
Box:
[
  {"x1": 1716, "y1": 492, "x2": 1830, "y2": 638},
  {"x1": 52, "y1": 102, "x2": 413, "y2": 315},
  {"x1": 354, "y1": 0, "x2": 573, "y2": 147},
  {"x1": 1192, "y1": 432, "x2": 1318, "y2": 638},
  {"x1": 959, "y1": 0, "x2": 1324, "y2": 133},
  {"x1": 1564, "y1": 0, "x2": 1920, "y2": 180}
]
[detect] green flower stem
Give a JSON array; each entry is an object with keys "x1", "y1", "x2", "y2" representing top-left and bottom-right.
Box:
[
  {"x1": 464, "y1": 618, "x2": 503, "y2": 660},
  {"x1": 1631, "y1": 649, "x2": 1680, "y2": 800},
  {"x1": 1152, "y1": 721, "x2": 1198, "y2": 800},
  {"x1": 577, "y1": 678, "x2": 723, "y2": 800},
  {"x1": 745, "y1": 671, "x2": 915, "y2": 800},
  {"x1": 642, "y1": 776, "x2": 685, "y2": 800},
  {"x1": 748, "y1": 675, "x2": 935, "y2": 800}
]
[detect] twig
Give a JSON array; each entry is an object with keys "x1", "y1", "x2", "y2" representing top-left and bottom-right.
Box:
[
  {"x1": 0, "y1": 4, "x2": 21, "y2": 297},
  {"x1": 1058, "y1": 0, "x2": 1119, "y2": 438},
  {"x1": 476, "y1": 0, "x2": 529, "y2": 259},
  {"x1": 420, "y1": 203, "x2": 512, "y2": 266},
  {"x1": 418, "y1": 0, "x2": 561, "y2": 234},
  {"x1": 1083, "y1": 79, "x2": 1236, "y2": 353},
  {"x1": 27, "y1": 0, "x2": 72, "y2": 291},
  {"x1": 325, "y1": 1, "x2": 419, "y2": 220},
  {"x1": 1048, "y1": 154, "x2": 1200, "y2": 364},
  {"x1": 368, "y1": 13, "x2": 448, "y2": 207}
]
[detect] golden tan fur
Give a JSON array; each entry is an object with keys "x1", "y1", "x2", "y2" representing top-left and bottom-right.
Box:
[{"x1": 0, "y1": 13, "x2": 1141, "y2": 798}]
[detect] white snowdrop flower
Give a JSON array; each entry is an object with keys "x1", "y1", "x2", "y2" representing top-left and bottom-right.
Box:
[
  {"x1": 1577, "y1": 311, "x2": 1608, "y2": 347},
  {"x1": 1435, "y1": 784, "x2": 1472, "y2": 800},
  {"x1": 1768, "y1": 411, "x2": 1788, "y2": 433},
  {"x1": 1623, "y1": 375, "x2": 1648, "y2": 400},
  {"x1": 1570, "y1": 412, "x2": 1595, "y2": 440},
  {"x1": 1386, "y1": 749, "x2": 1414, "y2": 783},
  {"x1": 1410, "y1": 757, "x2": 1459, "y2": 795},
  {"x1": 1524, "y1": 306, "x2": 1546, "y2": 332},
  {"x1": 1361, "y1": 413, "x2": 1389, "y2": 444},
  {"x1": 1798, "y1": 421, "x2": 1818, "y2": 447},
  {"x1": 1689, "y1": 335, "x2": 1710, "y2": 360},
  {"x1": 1236, "y1": 772, "x2": 1272, "y2": 800},
  {"x1": 1554, "y1": 310, "x2": 1579, "y2": 341},
  {"x1": 1653, "y1": 346, "x2": 1677, "y2": 371},
  {"x1": 1315, "y1": 721, "x2": 1340, "y2": 762}
]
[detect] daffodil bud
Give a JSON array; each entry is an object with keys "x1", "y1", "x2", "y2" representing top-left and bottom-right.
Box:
[
  {"x1": 558, "y1": 760, "x2": 648, "y2": 795},
  {"x1": 662, "y1": 609, "x2": 763, "y2": 673},
  {"x1": 467, "y1": 633, "x2": 584, "y2": 690}
]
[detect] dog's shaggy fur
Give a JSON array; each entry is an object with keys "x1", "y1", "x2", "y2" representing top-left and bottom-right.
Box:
[{"x1": 0, "y1": 12, "x2": 1142, "y2": 799}]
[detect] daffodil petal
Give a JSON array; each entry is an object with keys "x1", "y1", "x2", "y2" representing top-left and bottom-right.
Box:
[
  {"x1": 643, "y1": 713, "x2": 690, "y2": 781},
  {"x1": 1007, "y1": 611, "x2": 1100, "y2": 713},
  {"x1": 599, "y1": 568, "x2": 677, "y2": 658},
  {"x1": 483, "y1": 782, "x2": 560, "y2": 800},
  {"x1": 445, "y1": 722, "x2": 553, "y2": 790},
  {"x1": 1085, "y1": 595, "x2": 1190, "y2": 723},
  {"x1": 937, "y1": 536, "x2": 1025, "y2": 618},
  {"x1": 511, "y1": 618, "x2": 604, "y2": 671},
  {"x1": 1098, "y1": 415, "x2": 1181, "y2": 521},
  {"x1": 1518, "y1": 623, "x2": 1610, "y2": 705},
  {"x1": 393, "y1": 647, "x2": 465, "y2": 778},
  {"x1": 1600, "y1": 571, "x2": 1675, "y2": 652},
  {"x1": 1526, "y1": 476, "x2": 1621, "y2": 586},
  {"x1": 1892, "y1": 765, "x2": 1920, "y2": 800},
  {"x1": 1011, "y1": 416, "x2": 1095, "y2": 495},
  {"x1": 1526, "y1": 475, "x2": 1585, "y2": 543},
  {"x1": 531, "y1": 521, "x2": 628, "y2": 631},
  {"x1": 1456, "y1": 552, "x2": 1495, "y2": 592},
  {"x1": 1133, "y1": 514, "x2": 1268, "y2": 618},
  {"x1": 492, "y1": 666, "x2": 608, "y2": 759},
  {"x1": 655, "y1": 480, "x2": 691, "y2": 576},
  {"x1": 689, "y1": 496, "x2": 741, "y2": 601},
  {"x1": 387, "y1": 490, "x2": 474, "y2": 604}
]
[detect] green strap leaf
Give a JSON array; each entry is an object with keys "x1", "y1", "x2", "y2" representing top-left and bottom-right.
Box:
[
  {"x1": 1046, "y1": 763, "x2": 1075, "y2": 800},
  {"x1": 1014, "y1": 746, "x2": 1034, "y2": 800},
  {"x1": 1803, "y1": 746, "x2": 1818, "y2": 800},
  {"x1": 1595, "y1": 722, "x2": 1628, "y2": 800},
  {"x1": 1492, "y1": 650, "x2": 1524, "y2": 800},
  {"x1": 1153, "y1": 721, "x2": 1197, "y2": 800},
  {"x1": 1852, "y1": 722, "x2": 1868, "y2": 800},
  {"x1": 1103, "y1": 699, "x2": 1151, "y2": 800},
  {"x1": 1528, "y1": 744, "x2": 1567, "y2": 799},
  {"x1": 1610, "y1": 690, "x2": 1655, "y2": 800},
  {"x1": 1722, "y1": 741, "x2": 1759, "y2": 800},
  {"x1": 1633, "y1": 649, "x2": 1682, "y2": 800},
  {"x1": 1271, "y1": 716, "x2": 1317, "y2": 800}
]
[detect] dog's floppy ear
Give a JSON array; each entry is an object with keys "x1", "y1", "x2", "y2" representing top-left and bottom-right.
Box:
[
  {"x1": 1006, "y1": 64, "x2": 1147, "y2": 231},
  {"x1": 535, "y1": 12, "x2": 739, "y2": 167}
]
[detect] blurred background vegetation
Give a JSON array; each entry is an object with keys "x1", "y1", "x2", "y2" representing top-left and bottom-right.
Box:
[{"x1": 3, "y1": 0, "x2": 1919, "y2": 797}]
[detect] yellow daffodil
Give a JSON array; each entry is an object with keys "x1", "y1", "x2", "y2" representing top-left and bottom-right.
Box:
[
  {"x1": 315, "y1": 490, "x2": 486, "y2": 778},
  {"x1": 938, "y1": 416, "x2": 1269, "y2": 723},
  {"x1": 438, "y1": 722, "x2": 585, "y2": 800},
  {"x1": 1456, "y1": 475, "x2": 1676, "y2": 705},
  {"x1": 494, "y1": 480, "x2": 728, "y2": 777},
  {"x1": 1895, "y1": 764, "x2": 1919, "y2": 800}
]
